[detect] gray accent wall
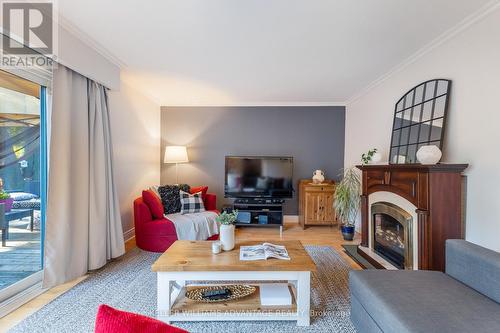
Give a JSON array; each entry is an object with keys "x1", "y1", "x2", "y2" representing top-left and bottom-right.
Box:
[{"x1": 160, "y1": 106, "x2": 345, "y2": 215}]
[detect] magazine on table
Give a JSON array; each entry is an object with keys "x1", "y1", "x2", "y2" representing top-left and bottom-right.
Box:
[{"x1": 239, "y1": 243, "x2": 290, "y2": 261}]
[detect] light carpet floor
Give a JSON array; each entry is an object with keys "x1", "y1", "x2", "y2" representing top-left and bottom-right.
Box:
[{"x1": 10, "y1": 246, "x2": 357, "y2": 333}]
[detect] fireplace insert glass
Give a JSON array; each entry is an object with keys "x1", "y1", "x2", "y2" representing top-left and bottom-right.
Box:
[{"x1": 373, "y1": 213, "x2": 405, "y2": 269}]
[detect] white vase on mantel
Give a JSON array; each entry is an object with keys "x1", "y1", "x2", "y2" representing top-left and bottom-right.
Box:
[
  {"x1": 370, "y1": 152, "x2": 382, "y2": 164},
  {"x1": 220, "y1": 224, "x2": 235, "y2": 251},
  {"x1": 416, "y1": 145, "x2": 442, "y2": 165}
]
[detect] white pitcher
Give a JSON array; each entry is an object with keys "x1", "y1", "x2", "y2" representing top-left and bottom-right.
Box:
[{"x1": 312, "y1": 170, "x2": 325, "y2": 184}]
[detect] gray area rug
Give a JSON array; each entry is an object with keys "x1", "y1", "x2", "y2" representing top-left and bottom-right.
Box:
[{"x1": 10, "y1": 246, "x2": 356, "y2": 333}]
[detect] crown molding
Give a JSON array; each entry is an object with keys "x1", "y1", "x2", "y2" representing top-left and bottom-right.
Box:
[
  {"x1": 57, "y1": 14, "x2": 127, "y2": 69},
  {"x1": 161, "y1": 101, "x2": 346, "y2": 107},
  {"x1": 346, "y1": 0, "x2": 500, "y2": 105}
]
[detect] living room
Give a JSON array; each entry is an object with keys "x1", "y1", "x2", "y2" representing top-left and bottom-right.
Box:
[{"x1": 0, "y1": 1, "x2": 499, "y2": 332}]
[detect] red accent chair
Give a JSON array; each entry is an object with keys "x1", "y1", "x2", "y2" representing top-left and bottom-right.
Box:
[{"x1": 133, "y1": 190, "x2": 219, "y2": 252}]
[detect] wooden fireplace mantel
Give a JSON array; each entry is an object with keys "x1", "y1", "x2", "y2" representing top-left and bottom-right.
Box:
[{"x1": 356, "y1": 163, "x2": 468, "y2": 271}]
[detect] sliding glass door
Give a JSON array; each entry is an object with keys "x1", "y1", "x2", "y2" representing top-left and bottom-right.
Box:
[{"x1": 0, "y1": 70, "x2": 46, "y2": 310}]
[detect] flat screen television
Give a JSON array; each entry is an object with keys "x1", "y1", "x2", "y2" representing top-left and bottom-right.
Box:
[{"x1": 224, "y1": 156, "x2": 293, "y2": 198}]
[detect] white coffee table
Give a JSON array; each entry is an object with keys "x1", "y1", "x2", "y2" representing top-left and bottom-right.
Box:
[{"x1": 151, "y1": 240, "x2": 316, "y2": 326}]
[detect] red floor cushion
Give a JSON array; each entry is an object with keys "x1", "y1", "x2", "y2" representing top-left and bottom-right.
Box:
[
  {"x1": 95, "y1": 304, "x2": 188, "y2": 333},
  {"x1": 142, "y1": 190, "x2": 164, "y2": 219}
]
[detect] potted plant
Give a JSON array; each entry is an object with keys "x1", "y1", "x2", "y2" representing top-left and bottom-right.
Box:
[
  {"x1": 361, "y1": 148, "x2": 382, "y2": 165},
  {"x1": 216, "y1": 210, "x2": 238, "y2": 251},
  {"x1": 334, "y1": 167, "x2": 361, "y2": 241},
  {"x1": 0, "y1": 190, "x2": 13, "y2": 212}
]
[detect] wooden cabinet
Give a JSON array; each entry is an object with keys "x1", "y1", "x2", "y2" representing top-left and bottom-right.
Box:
[{"x1": 299, "y1": 179, "x2": 336, "y2": 229}]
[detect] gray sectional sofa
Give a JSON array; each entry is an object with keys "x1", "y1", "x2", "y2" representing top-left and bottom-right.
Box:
[{"x1": 349, "y1": 239, "x2": 500, "y2": 333}]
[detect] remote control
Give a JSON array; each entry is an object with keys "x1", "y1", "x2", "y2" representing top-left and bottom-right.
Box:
[{"x1": 201, "y1": 288, "x2": 231, "y2": 299}]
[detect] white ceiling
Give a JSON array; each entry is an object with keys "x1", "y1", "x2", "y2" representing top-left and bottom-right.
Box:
[{"x1": 58, "y1": 0, "x2": 493, "y2": 105}]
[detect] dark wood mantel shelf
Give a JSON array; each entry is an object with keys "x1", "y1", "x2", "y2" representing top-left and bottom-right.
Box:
[
  {"x1": 356, "y1": 163, "x2": 468, "y2": 272},
  {"x1": 357, "y1": 163, "x2": 469, "y2": 172}
]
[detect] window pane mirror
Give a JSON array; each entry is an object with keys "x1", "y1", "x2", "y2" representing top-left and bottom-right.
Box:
[{"x1": 389, "y1": 79, "x2": 451, "y2": 164}]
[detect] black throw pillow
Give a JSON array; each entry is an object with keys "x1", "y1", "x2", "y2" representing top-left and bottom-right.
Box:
[{"x1": 158, "y1": 184, "x2": 191, "y2": 214}]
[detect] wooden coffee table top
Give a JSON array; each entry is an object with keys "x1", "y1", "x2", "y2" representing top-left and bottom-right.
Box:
[{"x1": 151, "y1": 240, "x2": 316, "y2": 272}]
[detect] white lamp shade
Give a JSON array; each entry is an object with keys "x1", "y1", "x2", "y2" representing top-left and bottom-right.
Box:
[{"x1": 164, "y1": 146, "x2": 189, "y2": 163}]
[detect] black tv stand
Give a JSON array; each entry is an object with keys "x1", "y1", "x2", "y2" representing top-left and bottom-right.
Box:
[
  {"x1": 234, "y1": 198, "x2": 284, "y2": 205},
  {"x1": 227, "y1": 198, "x2": 284, "y2": 236}
]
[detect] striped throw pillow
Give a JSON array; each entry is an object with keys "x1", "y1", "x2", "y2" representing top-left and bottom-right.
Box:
[{"x1": 179, "y1": 190, "x2": 205, "y2": 214}]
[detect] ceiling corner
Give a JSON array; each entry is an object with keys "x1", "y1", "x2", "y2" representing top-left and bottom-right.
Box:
[{"x1": 57, "y1": 13, "x2": 127, "y2": 69}]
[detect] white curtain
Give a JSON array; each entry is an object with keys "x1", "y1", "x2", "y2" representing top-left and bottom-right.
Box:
[{"x1": 43, "y1": 64, "x2": 124, "y2": 288}]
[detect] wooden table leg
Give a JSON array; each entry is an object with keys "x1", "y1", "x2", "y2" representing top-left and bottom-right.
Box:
[{"x1": 296, "y1": 271, "x2": 311, "y2": 326}]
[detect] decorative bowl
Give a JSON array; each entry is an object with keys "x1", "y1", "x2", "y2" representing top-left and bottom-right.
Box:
[{"x1": 416, "y1": 145, "x2": 442, "y2": 165}]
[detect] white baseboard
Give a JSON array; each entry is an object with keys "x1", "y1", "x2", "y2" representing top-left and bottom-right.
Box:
[
  {"x1": 284, "y1": 215, "x2": 299, "y2": 224},
  {"x1": 123, "y1": 227, "x2": 135, "y2": 242}
]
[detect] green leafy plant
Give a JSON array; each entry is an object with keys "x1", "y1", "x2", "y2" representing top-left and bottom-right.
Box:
[
  {"x1": 0, "y1": 191, "x2": 11, "y2": 200},
  {"x1": 216, "y1": 210, "x2": 239, "y2": 225},
  {"x1": 334, "y1": 167, "x2": 361, "y2": 227},
  {"x1": 361, "y1": 148, "x2": 378, "y2": 165}
]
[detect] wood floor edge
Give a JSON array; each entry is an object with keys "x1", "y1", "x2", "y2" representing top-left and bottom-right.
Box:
[{"x1": 124, "y1": 235, "x2": 136, "y2": 252}]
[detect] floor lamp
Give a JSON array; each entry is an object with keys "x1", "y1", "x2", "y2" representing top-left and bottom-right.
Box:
[{"x1": 164, "y1": 146, "x2": 189, "y2": 184}]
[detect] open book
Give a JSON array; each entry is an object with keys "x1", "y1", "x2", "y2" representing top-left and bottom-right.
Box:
[{"x1": 239, "y1": 243, "x2": 290, "y2": 261}]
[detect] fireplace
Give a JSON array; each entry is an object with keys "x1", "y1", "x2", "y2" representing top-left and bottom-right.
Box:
[
  {"x1": 357, "y1": 164, "x2": 467, "y2": 271},
  {"x1": 371, "y1": 202, "x2": 413, "y2": 270}
]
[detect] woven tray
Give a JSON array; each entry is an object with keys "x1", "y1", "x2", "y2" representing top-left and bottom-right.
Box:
[{"x1": 185, "y1": 285, "x2": 256, "y2": 303}]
